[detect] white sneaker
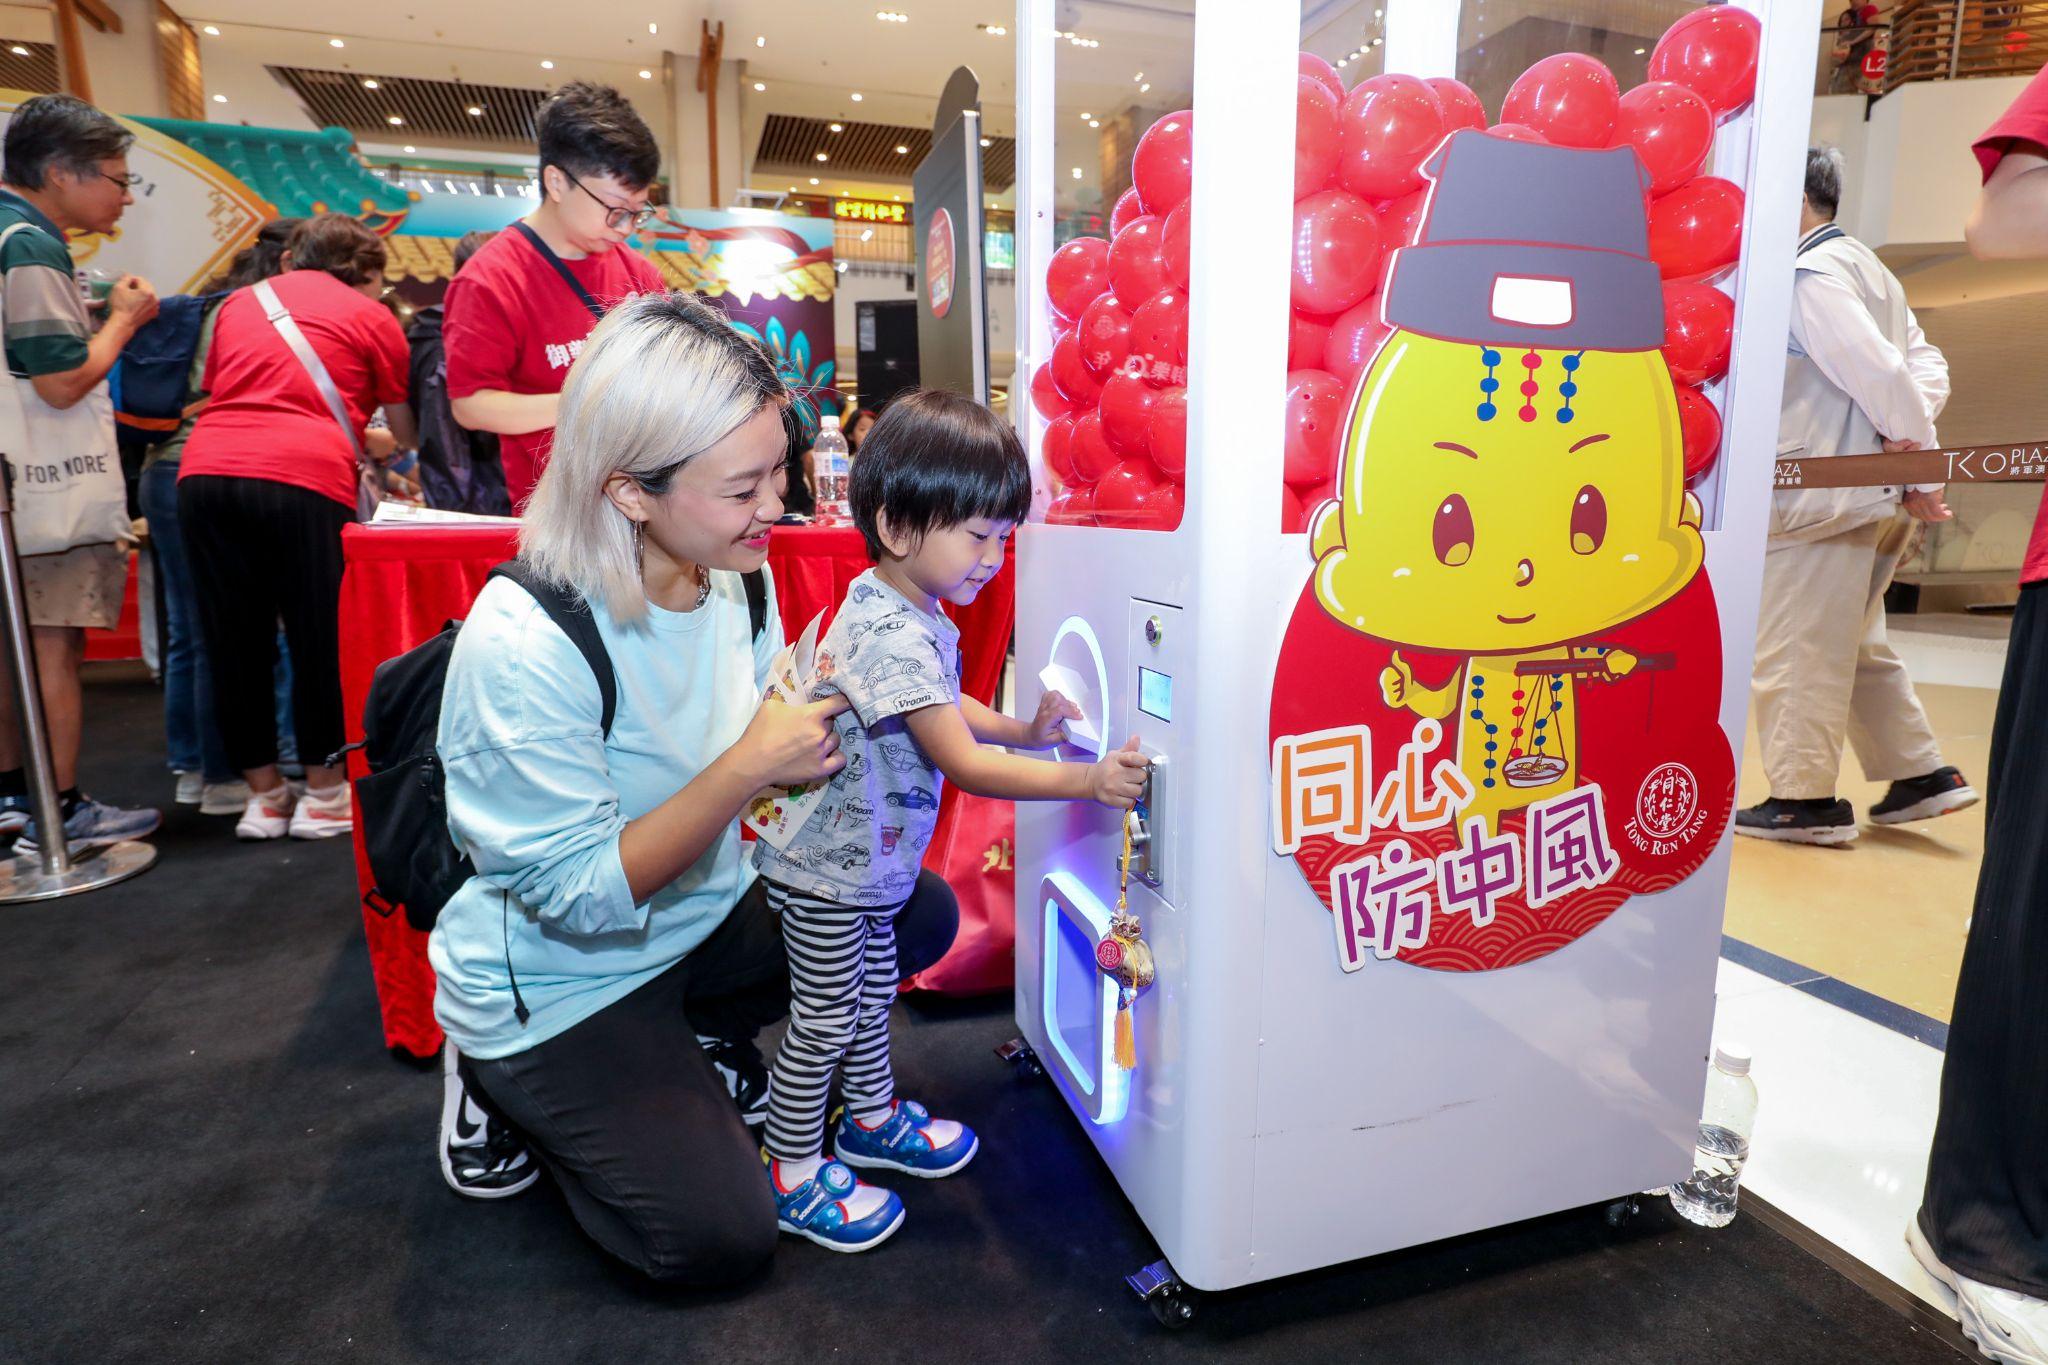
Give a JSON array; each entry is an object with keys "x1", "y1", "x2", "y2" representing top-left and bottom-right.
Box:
[
  {"x1": 174, "y1": 771, "x2": 203, "y2": 806},
  {"x1": 200, "y1": 779, "x2": 253, "y2": 816},
  {"x1": 1909, "y1": 1215, "x2": 2048, "y2": 1365},
  {"x1": 235, "y1": 786, "x2": 296, "y2": 840},
  {"x1": 287, "y1": 783, "x2": 353, "y2": 840}
]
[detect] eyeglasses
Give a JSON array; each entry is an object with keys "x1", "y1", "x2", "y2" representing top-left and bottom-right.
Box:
[
  {"x1": 559, "y1": 169, "x2": 656, "y2": 232},
  {"x1": 94, "y1": 170, "x2": 142, "y2": 190}
]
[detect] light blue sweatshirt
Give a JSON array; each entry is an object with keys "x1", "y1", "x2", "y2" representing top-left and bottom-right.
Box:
[{"x1": 427, "y1": 568, "x2": 783, "y2": 1060}]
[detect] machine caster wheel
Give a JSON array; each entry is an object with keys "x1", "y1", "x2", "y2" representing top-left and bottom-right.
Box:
[
  {"x1": 1604, "y1": 1196, "x2": 1644, "y2": 1228},
  {"x1": 1128, "y1": 1259, "x2": 1200, "y2": 1330},
  {"x1": 995, "y1": 1037, "x2": 1043, "y2": 1079}
]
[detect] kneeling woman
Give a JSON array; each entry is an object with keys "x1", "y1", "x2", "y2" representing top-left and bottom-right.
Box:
[{"x1": 429, "y1": 292, "x2": 958, "y2": 1284}]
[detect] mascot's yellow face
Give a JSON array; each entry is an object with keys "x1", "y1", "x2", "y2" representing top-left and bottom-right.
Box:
[{"x1": 1309, "y1": 331, "x2": 1703, "y2": 654}]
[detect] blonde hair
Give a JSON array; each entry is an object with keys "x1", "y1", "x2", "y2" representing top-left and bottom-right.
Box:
[{"x1": 520, "y1": 292, "x2": 788, "y2": 623}]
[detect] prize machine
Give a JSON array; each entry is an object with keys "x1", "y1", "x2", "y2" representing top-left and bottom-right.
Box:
[{"x1": 1009, "y1": 0, "x2": 1821, "y2": 1315}]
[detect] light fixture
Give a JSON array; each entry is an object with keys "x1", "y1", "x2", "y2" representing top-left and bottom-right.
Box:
[
  {"x1": 403, "y1": 145, "x2": 415, "y2": 153},
  {"x1": 860, "y1": 228, "x2": 873, "y2": 241},
  {"x1": 876, "y1": 10, "x2": 910, "y2": 21},
  {"x1": 541, "y1": 59, "x2": 554, "y2": 69},
  {"x1": 895, "y1": 144, "x2": 908, "y2": 154},
  {"x1": 850, "y1": 91, "x2": 863, "y2": 101},
  {"x1": 329, "y1": 37, "x2": 344, "y2": 48},
  {"x1": 755, "y1": 35, "x2": 765, "y2": 47},
  {"x1": 835, "y1": 260, "x2": 848, "y2": 274},
  {"x1": 753, "y1": 81, "x2": 766, "y2": 91},
  {"x1": 1634, "y1": 46, "x2": 1647, "y2": 55},
  {"x1": 387, "y1": 115, "x2": 403, "y2": 125},
  {"x1": 648, "y1": 21, "x2": 658, "y2": 34},
  {"x1": 467, "y1": 105, "x2": 484, "y2": 116},
  {"x1": 892, "y1": 194, "x2": 901, "y2": 201},
  {"x1": 9, "y1": 45, "x2": 27, "y2": 55},
  {"x1": 809, "y1": 176, "x2": 820, "y2": 185},
  {"x1": 984, "y1": 24, "x2": 1007, "y2": 36},
  {"x1": 211, "y1": 93, "x2": 226, "y2": 103},
  {"x1": 815, "y1": 152, "x2": 828, "y2": 162},
  {"x1": 1134, "y1": 71, "x2": 1145, "y2": 82},
  {"x1": 202, "y1": 24, "x2": 219, "y2": 34},
  {"x1": 1337, "y1": 58, "x2": 1348, "y2": 67},
  {"x1": 638, "y1": 69, "x2": 652, "y2": 79},
  {"x1": 1139, "y1": 82, "x2": 1150, "y2": 93},
  {"x1": 829, "y1": 122, "x2": 843, "y2": 132},
  {"x1": 362, "y1": 78, "x2": 379, "y2": 89},
  {"x1": 1071, "y1": 166, "x2": 1082, "y2": 179},
  {"x1": 789, "y1": 185, "x2": 797, "y2": 192},
  {"x1": 1088, "y1": 119, "x2": 1100, "y2": 129},
  {"x1": 979, "y1": 136, "x2": 991, "y2": 147},
  {"x1": 1079, "y1": 111, "x2": 1092, "y2": 120}
]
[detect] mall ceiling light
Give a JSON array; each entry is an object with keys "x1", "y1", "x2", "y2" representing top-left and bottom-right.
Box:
[
  {"x1": 754, "y1": 81, "x2": 766, "y2": 91},
  {"x1": 211, "y1": 93, "x2": 226, "y2": 102},
  {"x1": 809, "y1": 176, "x2": 820, "y2": 185},
  {"x1": 467, "y1": 105, "x2": 484, "y2": 116},
  {"x1": 329, "y1": 37, "x2": 345, "y2": 48},
  {"x1": 876, "y1": 10, "x2": 910, "y2": 22},
  {"x1": 648, "y1": 22, "x2": 658, "y2": 35},
  {"x1": 541, "y1": 59, "x2": 554, "y2": 70},
  {"x1": 850, "y1": 91, "x2": 863, "y2": 101},
  {"x1": 639, "y1": 69, "x2": 652, "y2": 79},
  {"x1": 985, "y1": 25, "x2": 1007, "y2": 36},
  {"x1": 1071, "y1": 166, "x2": 1082, "y2": 179},
  {"x1": 1088, "y1": 119, "x2": 1100, "y2": 128},
  {"x1": 895, "y1": 144, "x2": 908, "y2": 154},
  {"x1": 859, "y1": 228, "x2": 873, "y2": 241},
  {"x1": 755, "y1": 35, "x2": 765, "y2": 47},
  {"x1": 362, "y1": 78, "x2": 379, "y2": 88},
  {"x1": 387, "y1": 115, "x2": 403, "y2": 125},
  {"x1": 9, "y1": 44, "x2": 27, "y2": 55},
  {"x1": 1139, "y1": 82, "x2": 1150, "y2": 93},
  {"x1": 979, "y1": 136, "x2": 991, "y2": 147},
  {"x1": 815, "y1": 151, "x2": 828, "y2": 161},
  {"x1": 403, "y1": 145, "x2": 415, "y2": 153},
  {"x1": 829, "y1": 122, "x2": 843, "y2": 132},
  {"x1": 202, "y1": 24, "x2": 219, "y2": 35},
  {"x1": 1634, "y1": 46, "x2": 1647, "y2": 55}
]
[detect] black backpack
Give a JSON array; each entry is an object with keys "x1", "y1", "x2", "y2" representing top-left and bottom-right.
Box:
[{"x1": 353, "y1": 560, "x2": 768, "y2": 935}]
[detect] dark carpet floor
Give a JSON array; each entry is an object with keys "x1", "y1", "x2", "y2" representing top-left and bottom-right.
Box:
[{"x1": 0, "y1": 666, "x2": 1969, "y2": 1364}]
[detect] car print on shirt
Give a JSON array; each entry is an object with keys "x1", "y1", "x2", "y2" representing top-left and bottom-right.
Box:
[
  {"x1": 885, "y1": 788, "x2": 938, "y2": 812},
  {"x1": 868, "y1": 870, "x2": 919, "y2": 903},
  {"x1": 817, "y1": 843, "x2": 872, "y2": 872},
  {"x1": 862, "y1": 655, "x2": 929, "y2": 686},
  {"x1": 875, "y1": 741, "x2": 926, "y2": 774},
  {"x1": 850, "y1": 582, "x2": 886, "y2": 606}
]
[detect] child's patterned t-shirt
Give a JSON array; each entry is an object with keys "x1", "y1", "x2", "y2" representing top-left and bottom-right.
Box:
[{"x1": 753, "y1": 570, "x2": 960, "y2": 906}]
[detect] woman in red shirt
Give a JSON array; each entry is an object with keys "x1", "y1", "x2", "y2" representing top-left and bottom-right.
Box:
[{"x1": 179, "y1": 214, "x2": 415, "y2": 841}]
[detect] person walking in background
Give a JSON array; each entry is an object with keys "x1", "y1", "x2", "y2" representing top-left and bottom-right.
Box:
[
  {"x1": 442, "y1": 82, "x2": 665, "y2": 509},
  {"x1": 1903, "y1": 69, "x2": 2048, "y2": 1365},
  {"x1": 136, "y1": 217, "x2": 299, "y2": 819},
  {"x1": 408, "y1": 229, "x2": 509, "y2": 515},
  {"x1": 0, "y1": 94, "x2": 164, "y2": 852},
  {"x1": 178, "y1": 214, "x2": 415, "y2": 841},
  {"x1": 1736, "y1": 146, "x2": 1975, "y2": 848}
]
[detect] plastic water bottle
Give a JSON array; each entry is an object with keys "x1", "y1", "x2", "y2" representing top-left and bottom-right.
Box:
[
  {"x1": 812, "y1": 414, "x2": 851, "y2": 523},
  {"x1": 1669, "y1": 1042, "x2": 1758, "y2": 1228}
]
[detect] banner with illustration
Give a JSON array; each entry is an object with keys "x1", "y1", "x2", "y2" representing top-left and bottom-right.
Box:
[{"x1": 1268, "y1": 130, "x2": 1735, "y2": 974}]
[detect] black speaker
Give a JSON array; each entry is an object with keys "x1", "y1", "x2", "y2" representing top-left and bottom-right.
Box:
[{"x1": 856, "y1": 299, "x2": 920, "y2": 411}]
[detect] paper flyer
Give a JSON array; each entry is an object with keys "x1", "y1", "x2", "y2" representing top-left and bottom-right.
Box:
[{"x1": 743, "y1": 611, "x2": 834, "y2": 849}]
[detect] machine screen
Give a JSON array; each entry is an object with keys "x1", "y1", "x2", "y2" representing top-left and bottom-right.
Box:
[{"x1": 1138, "y1": 667, "x2": 1173, "y2": 722}]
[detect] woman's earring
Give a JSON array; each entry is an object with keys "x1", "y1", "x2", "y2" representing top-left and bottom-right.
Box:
[{"x1": 632, "y1": 519, "x2": 644, "y2": 565}]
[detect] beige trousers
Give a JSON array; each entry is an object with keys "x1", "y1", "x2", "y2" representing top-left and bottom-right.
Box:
[{"x1": 1751, "y1": 512, "x2": 1945, "y2": 800}]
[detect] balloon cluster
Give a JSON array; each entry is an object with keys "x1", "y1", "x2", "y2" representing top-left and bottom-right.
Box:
[{"x1": 1030, "y1": 5, "x2": 1760, "y2": 529}]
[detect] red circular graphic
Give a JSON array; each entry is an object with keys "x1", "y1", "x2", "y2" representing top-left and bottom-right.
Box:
[
  {"x1": 1269, "y1": 572, "x2": 1734, "y2": 972},
  {"x1": 1094, "y1": 937, "x2": 1124, "y2": 972},
  {"x1": 926, "y1": 208, "x2": 956, "y2": 319}
]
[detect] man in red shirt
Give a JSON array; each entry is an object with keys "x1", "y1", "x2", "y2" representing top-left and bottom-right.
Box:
[
  {"x1": 1906, "y1": 68, "x2": 2048, "y2": 1365},
  {"x1": 444, "y1": 81, "x2": 666, "y2": 508}
]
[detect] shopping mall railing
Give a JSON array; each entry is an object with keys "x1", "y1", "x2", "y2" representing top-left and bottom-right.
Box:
[{"x1": 1881, "y1": 0, "x2": 2048, "y2": 93}]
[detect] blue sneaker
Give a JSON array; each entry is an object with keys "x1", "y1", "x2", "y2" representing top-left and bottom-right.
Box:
[
  {"x1": 18, "y1": 796, "x2": 160, "y2": 855},
  {"x1": 768, "y1": 1155, "x2": 904, "y2": 1253},
  {"x1": 0, "y1": 794, "x2": 27, "y2": 838},
  {"x1": 832, "y1": 1100, "x2": 979, "y2": 1178}
]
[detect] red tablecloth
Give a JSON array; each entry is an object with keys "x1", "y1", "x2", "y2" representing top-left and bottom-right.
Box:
[{"x1": 337, "y1": 521, "x2": 1016, "y2": 1058}]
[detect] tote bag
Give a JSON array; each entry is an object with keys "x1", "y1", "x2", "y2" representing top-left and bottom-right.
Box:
[{"x1": 0, "y1": 222, "x2": 131, "y2": 556}]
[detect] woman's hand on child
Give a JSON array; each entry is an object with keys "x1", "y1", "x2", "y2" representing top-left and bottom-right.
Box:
[
  {"x1": 1088, "y1": 737, "x2": 1151, "y2": 810},
  {"x1": 1027, "y1": 690, "x2": 1083, "y2": 749},
  {"x1": 742, "y1": 693, "x2": 852, "y2": 788}
]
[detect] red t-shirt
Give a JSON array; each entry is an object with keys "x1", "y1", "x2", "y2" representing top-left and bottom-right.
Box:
[
  {"x1": 441, "y1": 225, "x2": 666, "y2": 508},
  {"x1": 1975, "y1": 67, "x2": 2048, "y2": 584},
  {"x1": 181, "y1": 270, "x2": 410, "y2": 509}
]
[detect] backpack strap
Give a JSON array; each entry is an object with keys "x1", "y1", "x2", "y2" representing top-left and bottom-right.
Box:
[
  {"x1": 511, "y1": 221, "x2": 605, "y2": 322},
  {"x1": 489, "y1": 561, "x2": 618, "y2": 738},
  {"x1": 742, "y1": 568, "x2": 767, "y2": 640}
]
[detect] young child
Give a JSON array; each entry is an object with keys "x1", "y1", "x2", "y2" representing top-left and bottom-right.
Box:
[{"x1": 754, "y1": 388, "x2": 1149, "y2": 1253}]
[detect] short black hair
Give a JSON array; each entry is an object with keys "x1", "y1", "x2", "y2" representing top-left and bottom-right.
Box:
[
  {"x1": 848, "y1": 389, "x2": 1033, "y2": 560},
  {"x1": 536, "y1": 81, "x2": 659, "y2": 191},
  {"x1": 452, "y1": 228, "x2": 495, "y2": 273},
  {"x1": 1805, "y1": 145, "x2": 1843, "y2": 220},
  {"x1": 4, "y1": 94, "x2": 133, "y2": 190}
]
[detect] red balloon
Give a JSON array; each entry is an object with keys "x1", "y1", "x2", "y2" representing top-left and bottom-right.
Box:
[
  {"x1": 1299, "y1": 51, "x2": 1344, "y2": 103},
  {"x1": 1133, "y1": 110, "x2": 1194, "y2": 217},
  {"x1": 1502, "y1": 53, "x2": 1619, "y2": 150},
  {"x1": 1675, "y1": 384, "x2": 1723, "y2": 481},
  {"x1": 1046, "y1": 483, "x2": 1098, "y2": 526},
  {"x1": 1281, "y1": 481, "x2": 1307, "y2": 534},
  {"x1": 1649, "y1": 5, "x2": 1762, "y2": 120},
  {"x1": 1613, "y1": 81, "x2": 1715, "y2": 196},
  {"x1": 1294, "y1": 476, "x2": 1337, "y2": 524},
  {"x1": 1128, "y1": 288, "x2": 1189, "y2": 385},
  {"x1": 1337, "y1": 74, "x2": 1449, "y2": 201},
  {"x1": 1149, "y1": 386, "x2": 1187, "y2": 478},
  {"x1": 1050, "y1": 310, "x2": 1077, "y2": 341},
  {"x1": 1132, "y1": 478, "x2": 1184, "y2": 531},
  {"x1": 1076, "y1": 294, "x2": 1133, "y2": 377},
  {"x1": 1041, "y1": 411, "x2": 1080, "y2": 485},
  {"x1": 1070, "y1": 409, "x2": 1120, "y2": 484},
  {"x1": 1110, "y1": 188, "x2": 1144, "y2": 235},
  {"x1": 1283, "y1": 369, "x2": 1348, "y2": 486},
  {"x1": 1291, "y1": 190, "x2": 1385, "y2": 316},
  {"x1": 1029, "y1": 364, "x2": 1072, "y2": 422},
  {"x1": 1487, "y1": 122, "x2": 1550, "y2": 144},
  {"x1": 1296, "y1": 76, "x2": 1344, "y2": 198},
  {"x1": 1099, "y1": 368, "x2": 1161, "y2": 457},
  {"x1": 1375, "y1": 187, "x2": 1429, "y2": 250},
  {"x1": 1109, "y1": 216, "x2": 1174, "y2": 307},
  {"x1": 1661, "y1": 281, "x2": 1734, "y2": 385},
  {"x1": 1162, "y1": 201, "x2": 1191, "y2": 289},
  {"x1": 1045, "y1": 236, "x2": 1111, "y2": 322},
  {"x1": 1648, "y1": 176, "x2": 1743, "y2": 281},
  {"x1": 1323, "y1": 296, "x2": 1392, "y2": 386},
  {"x1": 1049, "y1": 330, "x2": 1105, "y2": 406},
  {"x1": 1093, "y1": 460, "x2": 1165, "y2": 529},
  {"x1": 1290, "y1": 311, "x2": 1335, "y2": 371},
  {"x1": 1428, "y1": 77, "x2": 1487, "y2": 134}
]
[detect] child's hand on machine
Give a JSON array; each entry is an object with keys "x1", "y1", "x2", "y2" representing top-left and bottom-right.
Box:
[
  {"x1": 741, "y1": 693, "x2": 852, "y2": 788},
  {"x1": 1027, "y1": 689, "x2": 1084, "y2": 750},
  {"x1": 1088, "y1": 737, "x2": 1151, "y2": 810}
]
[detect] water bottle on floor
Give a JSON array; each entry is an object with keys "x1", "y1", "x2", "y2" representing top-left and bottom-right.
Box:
[
  {"x1": 1669, "y1": 1042, "x2": 1758, "y2": 1228},
  {"x1": 812, "y1": 414, "x2": 851, "y2": 524}
]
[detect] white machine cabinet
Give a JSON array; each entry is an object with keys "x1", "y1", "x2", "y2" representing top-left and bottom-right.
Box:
[{"x1": 1010, "y1": 0, "x2": 1822, "y2": 1296}]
